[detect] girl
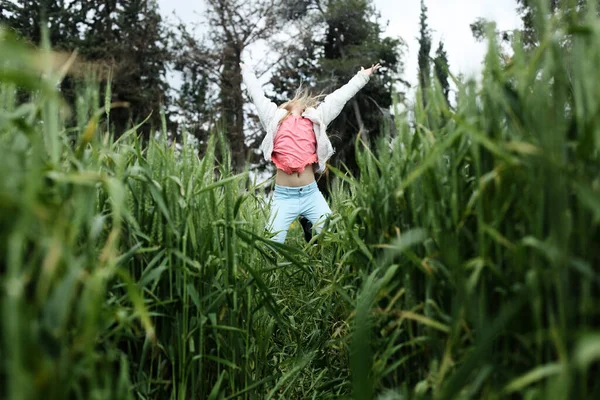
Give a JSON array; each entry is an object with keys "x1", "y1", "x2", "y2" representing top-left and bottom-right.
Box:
[{"x1": 241, "y1": 62, "x2": 381, "y2": 243}]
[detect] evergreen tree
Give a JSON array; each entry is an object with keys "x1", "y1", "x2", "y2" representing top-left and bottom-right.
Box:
[
  {"x1": 1, "y1": 0, "x2": 171, "y2": 135},
  {"x1": 268, "y1": 30, "x2": 322, "y2": 105},
  {"x1": 433, "y1": 40, "x2": 450, "y2": 105},
  {"x1": 268, "y1": 0, "x2": 404, "y2": 175},
  {"x1": 78, "y1": 0, "x2": 170, "y2": 134},
  {"x1": 417, "y1": 0, "x2": 432, "y2": 110},
  {"x1": 170, "y1": 23, "x2": 219, "y2": 147},
  {"x1": 0, "y1": 0, "x2": 87, "y2": 105},
  {"x1": 0, "y1": 0, "x2": 83, "y2": 48}
]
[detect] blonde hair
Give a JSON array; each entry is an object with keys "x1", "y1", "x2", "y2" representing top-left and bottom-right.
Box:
[{"x1": 279, "y1": 85, "x2": 325, "y2": 120}]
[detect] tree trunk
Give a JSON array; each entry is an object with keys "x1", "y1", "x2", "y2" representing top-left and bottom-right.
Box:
[
  {"x1": 351, "y1": 98, "x2": 367, "y2": 142},
  {"x1": 220, "y1": 41, "x2": 245, "y2": 171}
]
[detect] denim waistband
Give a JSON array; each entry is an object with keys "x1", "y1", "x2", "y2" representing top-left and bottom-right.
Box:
[{"x1": 274, "y1": 181, "x2": 318, "y2": 196}]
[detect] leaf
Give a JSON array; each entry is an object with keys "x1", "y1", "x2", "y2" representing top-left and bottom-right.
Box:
[
  {"x1": 146, "y1": 177, "x2": 177, "y2": 233},
  {"x1": 115, "y1": 242, "x2": 144, "y2": 266},
  {"x1": 439, "y1": 296, "x2": 525, "y2": 400},
  {"x1": 116, "y1": 269, "x2": 155, "y2": 344},
  {"x1": 399, "y1": 311, "x2": 450, "y2": 333},
  {"x1": 186, "y1": 283, "x2": 201, "y2": 309},
  {"x1": 167, "y1": 175, "x2": 185, "y2": 196},
  {"x1": 224, "y1": 376, "x2": 275, "y2": 400},
  {"x1": 193, "y1": 355, "x2": 240, "y2": 370},
  {"x1": 194, "y1": 173, "x2": 247, "y2": 196},
  {"x1": 504, "y1": 140, "x2": 541, "y2": 155},
  {"x1": 106, "y1": 177, "x2": 126, "y2": 226},
  {"x1": 139, "y1": 265, "x2": 167, "y2": 289},
  {"x1": 503, "y1": 363, "x2": 564, "y2": 394},
  {"x1": 208, "y1": 371, "x2": 227, "y2": 400},
  {"x1": 378, "y1": 228, "x2": 427, "y2": 265},
  {"x1": 574, "y1": 181, "x2": 600, "y2": 224},
  {"x1": 266, "y1": 352, "x2": 315, "y2": 400},
  {"x1": 396, "y1": 128, "x2": 462, "y2": 194},
  {"x1": 483, "y1": 223, "x2": 515, "y2": 250},
  {"x1": 352, "y1": 264, "x2": 400, "y2": 400},
  {"x1": 240, "y1": 261, "x2": 285, "y2": 327},
  {"x1": 574, "y1": 334, "x2": 600, "y2": 371},
  {"x1": 350, "y1": 228, "x2": 373, "y2": 261},
  {"x1": 233, "y1": 193, "x2": 249, "y2": 218}
]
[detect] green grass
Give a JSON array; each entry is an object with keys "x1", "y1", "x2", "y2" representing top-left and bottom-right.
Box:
[{"x1": 1, "y1": 6, "x2": 600, "y2": 400}]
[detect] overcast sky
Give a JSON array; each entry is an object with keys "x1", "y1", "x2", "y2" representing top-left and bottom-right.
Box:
[{"x1": 158, "y1": 0, "x2": 522, "y2": 89}]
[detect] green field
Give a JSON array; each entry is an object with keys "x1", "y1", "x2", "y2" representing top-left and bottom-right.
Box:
[{"x1": 1, "y1": 11, "x2": 599, "y2": 400}]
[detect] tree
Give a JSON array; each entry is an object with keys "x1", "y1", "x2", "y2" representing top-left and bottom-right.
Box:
[
  {"x1": 1, "y1": 0, "x2": 171, "y2": 135},
  {"x1": 268, "y1": 0, "x2": 404, "y2": 175},
  {"x1": 471, "y1": 1, "x2": 599, "y2": 49},
  {"x1": 516, "y1": 0, "x2": 559, "y2": 48},
  {"x1": 79, "y1": 0, "x2": 170, "y2": 135},
  {"x1": 0, "y1": 0, "x2": 87, "y2": 105},
  {"x1": 203, "y1": 0, "x2": 284, "y2": 171},
  {"x1": 268, "y1": 29, "x2": 322, "y2": 105},
  {"x1": 433, "y1": 40, "x2": 450, "y2": 105},
  {"x1": 417, "y1": 0, "x2": 432, "y2": 110},
  {"x1": 0, "y1": 0, "x2": 83, "y2": 48},
  {"x1": 469, "y1": 17, "x2": 513, "y2": 44},
  {"x1": 170, "y1": 22, "x2": 219, "y2": 147},
  {"x1": 517, "y1": 0, "x2": 600, "y2": 46}
]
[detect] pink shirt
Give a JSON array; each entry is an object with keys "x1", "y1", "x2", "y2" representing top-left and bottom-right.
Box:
[{"x1": 271, "y1": 115, "x2": 317, "y2": 174}]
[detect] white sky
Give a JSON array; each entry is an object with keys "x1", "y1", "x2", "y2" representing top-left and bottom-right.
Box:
[
  {"x1": 378, "y1": 0, "x2": 522, "y2": 85},
  {"x1": 159, "y1": 0, "x2": 523, "y2": 92}
]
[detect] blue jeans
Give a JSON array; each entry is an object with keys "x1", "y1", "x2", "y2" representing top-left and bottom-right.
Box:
[{"x1": 268, "y1": 181, "x2": 332, "y2": 243}]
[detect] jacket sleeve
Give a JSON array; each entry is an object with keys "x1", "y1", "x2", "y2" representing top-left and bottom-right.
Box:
[
  {"x1": 316, "y1": 71, "x2": 370, "y2": 127},
  {"x1": 242, "y1": 67, "x2": 278, "y2": 131}
]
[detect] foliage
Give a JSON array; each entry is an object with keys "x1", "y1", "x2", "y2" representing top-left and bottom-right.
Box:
[
  {"x1": 267, "y1": 0, "x2": 405, "y2": 176},
  {"x1": 203, "y1": 0, "x2": 288, "y2": 171},
  {"x1": 1, "y1": 0, "x2": 171, "y2": 135},
  {"x1": 433, "y1": 40, "x2": 450, "y2": 105},
  {"x1": 0, "y1": 0, "x2": 84, "y2": 47},
  {"x1": 472, "y1": 0, "x2": 600, "y2": 49},
  {"x1": 2, "y1": 7, "x2": 600, "y2": 400},
  {"x1": 516, "y1": 0, "x2": 561, "y2": 48},
  {"x1": 169, "y1": 21, "x2": 219, "y2": 147},
  {"x1": 418, "y1": 0, "x2": 432, "y2": 110}
]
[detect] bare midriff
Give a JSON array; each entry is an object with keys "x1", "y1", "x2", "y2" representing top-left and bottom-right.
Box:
[{"x1": 275, "y1": 166, "x2": 316, "y2": 187}]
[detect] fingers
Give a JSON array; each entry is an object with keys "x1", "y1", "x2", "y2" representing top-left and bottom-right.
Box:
[{"x1": 360, "y1": 63, "x2": 382, "y2": 75}]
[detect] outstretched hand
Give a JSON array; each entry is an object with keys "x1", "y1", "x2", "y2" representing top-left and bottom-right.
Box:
[{"x1": 361, "y1": 63, "x2": 381, "y2": 76}]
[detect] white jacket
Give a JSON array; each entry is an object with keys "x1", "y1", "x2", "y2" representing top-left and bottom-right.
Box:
[{"x1": 242, "y1": 68, "x2": 371, "y2": 173}]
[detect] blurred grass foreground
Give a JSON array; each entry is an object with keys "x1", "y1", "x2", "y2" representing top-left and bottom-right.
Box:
[{"x1": 1, "y1": 8, "x2": 600, "y2": 400}]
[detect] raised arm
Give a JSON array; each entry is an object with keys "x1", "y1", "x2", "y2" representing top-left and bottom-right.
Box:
[
  {"x1": 241, "y1": 63, "x2": 278, "y2": 130},
  {"x1": 316, "y1": 63, "x2": 381, "y2": 127}
]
